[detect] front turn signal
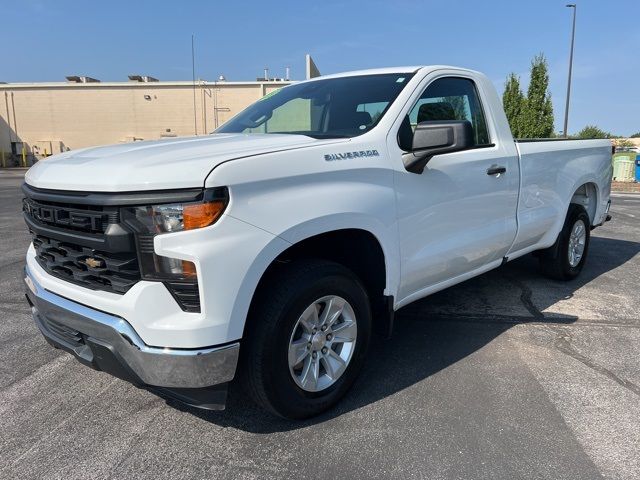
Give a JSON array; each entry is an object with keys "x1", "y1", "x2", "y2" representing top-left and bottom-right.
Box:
[{"x1": 184, "y1": 201, "x2": 226, "y2": 230}]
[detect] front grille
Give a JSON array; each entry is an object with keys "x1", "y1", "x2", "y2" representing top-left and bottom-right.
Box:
[
  {"x1": 23, "y1": 187, "x2": 141, "y2": 295},
  {"x1": 23, "y1": 197, "x2": 117, "y2": 234},
  {"x1": 32, "y1": 235, "x2": 140, "y2": 294}
]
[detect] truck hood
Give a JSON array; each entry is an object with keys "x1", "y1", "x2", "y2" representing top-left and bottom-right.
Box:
[{"x1": 25, "y1": 133, "x2": 342, "y2": 192}]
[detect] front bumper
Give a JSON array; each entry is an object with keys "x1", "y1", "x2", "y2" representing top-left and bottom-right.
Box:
[{"x1": 24, "y1": 266, "x2": 239, "y2": 409}]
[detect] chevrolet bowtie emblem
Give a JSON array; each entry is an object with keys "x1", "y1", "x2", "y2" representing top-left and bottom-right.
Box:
[{"x1": 84, "y1": 257, "x2": 105, "y2": 269}]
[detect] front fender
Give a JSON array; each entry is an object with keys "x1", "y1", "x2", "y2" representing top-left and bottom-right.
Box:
[{"x1": 227, "y1": 213, "x2": 399, "y2": 342}]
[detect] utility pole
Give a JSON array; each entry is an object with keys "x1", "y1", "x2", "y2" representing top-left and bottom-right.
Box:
[
  {"x1": 191, "y1": 34, "x2": 198, "y2": 135},
  {"x1": 563, "y1": 4, "x2": 577, "y2": 138},
  {"x1": 4, "y1": 92, "x2": 12, "y2": 167}
]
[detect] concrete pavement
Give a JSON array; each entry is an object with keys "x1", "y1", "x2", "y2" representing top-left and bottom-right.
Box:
[{"x1": 1, "y1": 175, "x2": 638, "y2": 480}]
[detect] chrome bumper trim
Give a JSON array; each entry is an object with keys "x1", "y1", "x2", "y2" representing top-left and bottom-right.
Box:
[{"x1": 24, "y1": 266, "x2": 239, "y2": 389}]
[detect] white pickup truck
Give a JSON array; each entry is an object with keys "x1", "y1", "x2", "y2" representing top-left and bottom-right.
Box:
[{"x1": 23, "y1": 66, "x2": 612, "y2": 419}]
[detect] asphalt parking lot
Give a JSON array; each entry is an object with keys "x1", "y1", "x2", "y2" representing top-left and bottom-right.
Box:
[{"x1": 1, "y1": 169, "x2": 639, "y2": 480}]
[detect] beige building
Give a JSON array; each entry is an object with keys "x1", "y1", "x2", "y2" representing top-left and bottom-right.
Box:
[
  {"x1": 0, "y1": 78, "x2": 291, "y2": 165},
  {"x1": 0, "y1": 55, "x2": 322, "y2": 166}
]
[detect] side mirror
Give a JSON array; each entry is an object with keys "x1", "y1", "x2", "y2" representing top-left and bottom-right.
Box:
[{"x1": 403, "y1": 120, "x2": 474, "y2": 174}]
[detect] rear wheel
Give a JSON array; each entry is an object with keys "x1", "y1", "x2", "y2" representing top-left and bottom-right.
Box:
[
  {"x1": 539, "y1": 204, "x2": 591, "y2": 281},
  {"x1": 241, "y1": 259, "x2": 371, "y2": 419}
]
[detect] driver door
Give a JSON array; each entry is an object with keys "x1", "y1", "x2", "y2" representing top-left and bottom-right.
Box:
[{"x1": 391, "y1": 75, "x2": 519, "y2": 303}]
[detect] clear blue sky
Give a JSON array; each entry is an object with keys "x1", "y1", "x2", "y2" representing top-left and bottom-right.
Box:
[{"x1": 1, "y1": 0, "x2": 638, "y2": 136}]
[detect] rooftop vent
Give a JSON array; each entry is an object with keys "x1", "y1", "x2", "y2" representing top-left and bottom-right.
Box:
[
  {"x1": 128, "y1": 75, "x2": 159, "y2": 83},
  {"x1": 65, "y1": 76, "x2": 100, "y2": 83}
]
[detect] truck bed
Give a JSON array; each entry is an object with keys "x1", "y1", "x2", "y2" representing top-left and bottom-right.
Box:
[{"x1": 508, "y1": 138, "x2": 613, "y2": 256}]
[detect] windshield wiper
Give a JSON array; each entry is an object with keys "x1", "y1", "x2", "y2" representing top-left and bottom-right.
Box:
[{"x1": 275, "y1": 132, "x2": 351, "y2": 139}]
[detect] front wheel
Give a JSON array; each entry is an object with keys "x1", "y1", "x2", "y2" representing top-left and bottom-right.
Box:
[
  {"x1": 241, "y1": 259, "x2": 372, "y2": 419},
  {"x1": 539, "y1": 204, "x2": 591, "y2": 281}
]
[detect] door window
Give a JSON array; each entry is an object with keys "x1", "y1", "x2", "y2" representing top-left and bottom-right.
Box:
[{"x1": 401, "y1": 77, "x2": 490, "y2": 148}]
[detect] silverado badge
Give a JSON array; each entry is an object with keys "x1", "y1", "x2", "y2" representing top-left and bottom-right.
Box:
[{"x1": 324, "y1": 150, "x2": 379, "y2": 161}]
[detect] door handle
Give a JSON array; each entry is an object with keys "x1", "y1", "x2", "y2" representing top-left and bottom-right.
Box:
[{"x1": 486, "y1": 165, "x2": 506, "y2": 176}]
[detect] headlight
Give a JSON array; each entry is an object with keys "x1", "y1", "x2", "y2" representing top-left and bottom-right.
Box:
[
  {"x1": 122, "y1": 187, "x2": 228, "y2": 283},
  {"x1": 129, "y1": 200, "x2": 227, "y2": 235}
]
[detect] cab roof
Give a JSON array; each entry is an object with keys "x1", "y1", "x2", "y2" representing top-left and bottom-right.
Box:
[{"x1": 305, "y1": 65, "x2": 480, "y2": 81}]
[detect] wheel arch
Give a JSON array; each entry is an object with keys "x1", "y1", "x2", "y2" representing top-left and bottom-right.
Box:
[
  {"x1": 539, "y1": 179, "x2": 600, "y2": 254},
  {"x1": 230, "y1": 217, "x2": 398, "y2": 342},
  {"x1": 570, "y1": 181, "x2": 599, "y2": 226}
]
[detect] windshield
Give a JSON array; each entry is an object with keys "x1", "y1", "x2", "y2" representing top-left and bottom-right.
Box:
[{"x1": 216, "y1": 73, "x2": 414, "y2": 139}]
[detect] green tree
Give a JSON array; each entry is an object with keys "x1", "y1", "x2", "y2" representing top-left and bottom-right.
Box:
[
  {"x1": 442, "y1": 95, "x2": 468, "y2": 121},
  {"x1": 575, "y1": 125, "x2": 611, "y2": 139},
  {"x1": 502, "y1": 73, "x2": 525, "y2": 138},
  {"x1": 630, "y1": 132, "x2": 640, "y2": 138},
  {"x1": 519, "y1": 54, "x2": 555, "y2": 139}
]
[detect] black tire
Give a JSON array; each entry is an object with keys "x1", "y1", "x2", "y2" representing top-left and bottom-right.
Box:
[
  {"x1": 539, "y1": 204, "x2": 591, "y2": 281},
  {"x1": 240, "y1": 259, "x2": 372, "y2": 419}
]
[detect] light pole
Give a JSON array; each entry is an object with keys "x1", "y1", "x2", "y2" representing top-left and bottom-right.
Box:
[{"x1": 563, "y1": 4, "x2": 577, "y2": 138}]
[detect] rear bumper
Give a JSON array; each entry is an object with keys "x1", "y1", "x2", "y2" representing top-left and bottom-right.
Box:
[{"x1": 24, "y1": 265, "x2": 239, "y2": 409}]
